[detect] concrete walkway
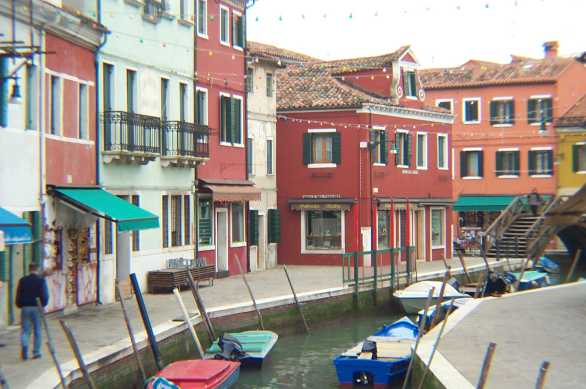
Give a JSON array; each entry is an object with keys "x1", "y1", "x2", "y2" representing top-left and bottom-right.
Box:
[{"x1": 0, "y1": 257, "x2": 509, "y2": 388}]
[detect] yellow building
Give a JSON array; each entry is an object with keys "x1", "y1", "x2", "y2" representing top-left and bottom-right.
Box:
[{"x1": 556, "y1": 94, "x2": 586, "y2": 196}]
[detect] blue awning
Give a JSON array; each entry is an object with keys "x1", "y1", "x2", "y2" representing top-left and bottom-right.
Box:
[{"x1": 0, "y1": 208, "x2": 32, "y2": 245}]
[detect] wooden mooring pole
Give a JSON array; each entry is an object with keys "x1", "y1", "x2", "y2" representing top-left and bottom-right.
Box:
[
  {"x1": 115, "y1": 281, "x2": 146, "y2": 383},
  {"x1": 37, "y1": 299, "x2": 67, "y2": 389},
  {"x1": 59, "y1": 320, "x2": 97, "y2": 389},
  {"x1": 283, "y1": 266, "x2": 310, "y2": 333},
  {"x1": 535, "y1": 361, "x2": 551, "y2": 389},
  {"x1": 187, "y1": 269, "x2": 216, "y2": 340},
  {"x1": 566, "y1": 249, "x2": 581, "y2": 283},
  {"x1": 173, "y1": 288, "x2": 205, "y2": 357},
  {"x1": 429, "y1": 268, "x2": 450, "y2": 329},
  {"x1": 235, "y1": 255, "x2": 265, "y2": 330},
  {"x1": 476, "y1": 342, "x2": 497, "y2": 389}
]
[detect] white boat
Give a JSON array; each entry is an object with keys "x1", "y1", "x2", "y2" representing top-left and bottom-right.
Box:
[{"x1": 393, "y1": 281, "x2": 470, "y2": 314}]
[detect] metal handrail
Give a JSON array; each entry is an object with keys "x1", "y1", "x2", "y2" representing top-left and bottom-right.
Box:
[
  {"x1": 483, "y1": 195, "x2": 526, "y2": 253},
  {"x1": 523, "y1": 196, "x2": 564, "y2": 239},
  {"x1": 162, "y1": 121, "x2": 210, "y2": 158},
  {"x1": 102, "y1": 110, "x2": 161, "y2": 154}
]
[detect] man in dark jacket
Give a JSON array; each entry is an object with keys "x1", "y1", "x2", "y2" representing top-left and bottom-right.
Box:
[{"x1": 16, "y1": 263, "x2": 49, "y2": 360}]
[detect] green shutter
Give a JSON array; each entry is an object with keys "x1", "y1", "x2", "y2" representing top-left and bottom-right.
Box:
[
  {"x1": 268, "y1": 209, "x2": 281, "y2": 243},
  {"x1": 528, "y1": 99, "x2": 537, "y2": 124},
  {"x1": 248, "y1": 210, "x2": 258, "y2": 245},
  {"x1": 395, "y1": 133, "x2": 401, "y2": 166},
  {"x1": 490, "y1": 101, "x2": 497, "y2": 125},
  {"x1": 513, "y1": 151, "x2": 520, "y2": 176},
  {"x1": 303, "y1": 133, "x2": 312, "y2": 165},
  {"x1": 495, "y1": 151, "x2": 503, "y2": 176},
  {"x1": 231, "y1": 98, "x2": 241, "y2": 144},
  {"x1": 406, "y1": 134, "x2": 412, "y2": 167},
  {"x1": 199, "y1": 218, "x2": 211, "y2": 244},
  {"x1": 573, "y1": 144, "x2": 580, "y2": 172},
  {"x1": 221, "y1": 96, "x2": 232, "y2": 143},
  {"x1": 237, "y1": 16, "x2": 244, "y2": 47},
  {"x1": 546, "y1": 150, "x2": 553, "y2": 175},
  {"x1": 332, "y1": 133, "x2": 341, "y2": 164},
  {"x1": 380, "y1": 131, "x2": 388, "y2": 165},
  {"x1": 545, "y1": 99, "x2": 553, "y2": 123},
  {"x1": 478, "y1": 151, "x2": 484, "y2": 177},
  {"x1": 460, "y1": 151, "x2": 467, "y2": 177},
  {"x1": 508, "y1": 100, "x2": 515, "y2": 125},
  {"x1": 528, "y1": 150, "x2": 536, "y2": 175}
]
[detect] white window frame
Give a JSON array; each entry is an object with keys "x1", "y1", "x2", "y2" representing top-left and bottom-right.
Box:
[
  {"x1": 395, "y1": 129, "x2": 410, "y2": 168},
  {"x1": 101, "y1": 60, "x2": 116, "y2": 112},
  {"x1": 247, "y1": 136, "x2": 254, "y2": 176},
  {"x1": 437, "y1": 133, "x2": 448, "y2": 170},
  {"x1": 308, "y1": 128, "x2": 337, "y2": 168},
  {"x1": 197, "y1": 0, "x2": 208, "y2": 38},
  {"x1": 195, "y1": 86, "x2": 208, "y2": 125},
  {"x1": 179, "y1": 81, "x2": 189, "y2": 122},
  {"x1": 219, "y1": 92, "x2": 244, "y2": 147},
  {"x1": 266, "y1": 137, "x2": 274, "y2": 175},
  {"x1": 430, "y1": 207, "x2": 446, "y2": 249},
  {"x1": 496, "y1": 148, "x2": 520, "y2": 178},
  {"x1": 49, "y1": 74, "x2": 63, "y2": 136},
  {"x1": 230, "y1": 201, "x2": 246, "y2": 247},
  {"x1": 77, "y1": 82, "x2": 90, "y2": 140},
  {"x1": 300, "y1": 209, "x2": 346, "y2": 254},
  {"x1": 461, "y1": 147, "x2": 483, "y2": 180},
  {"x1": 232, "y1": 10, "x2": 243, "y2": 51},
  {"x1": 416, "y1": 131, "x2": 428, "y2": 170},
  {"x1": 490, "y1": 97, "x2": 514, "y2": 127},
  {"x1": 462, "y1": 97, "x2": 481, "y2": 124},
  {"x1": 575, "y1": 142, "x2": 586, "y2": 174},
  {"x1": 530, "y1": 146, "x2": 554, "y2": 177},
  {"x1": 435, "y1": 98, "x2": 453, "y2": 113},
  {"x1": 403, "y1": 70, "x2": 417, "y2": 100},
  {"x1": 219, "y1": 4, "x2": 230, "y2": 47},
  {"x1": 198, "y1": 197, "x2": 215, "y2": 251}
]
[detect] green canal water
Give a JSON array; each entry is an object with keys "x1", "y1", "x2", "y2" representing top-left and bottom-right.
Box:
[{"x1": 235, "y1": 311, "x2": 404, "y2": 389}]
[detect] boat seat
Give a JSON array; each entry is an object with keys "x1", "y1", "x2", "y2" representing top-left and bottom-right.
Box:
[
  {"x1": 341, "y1": 339, "x2": 414, "y2": 358},
  {"x1": 366, "y1": 336, "x2": 415, "y2": 344},
  {"x1": 358, "y1": 352, "x2": 373, "y2": 359}
]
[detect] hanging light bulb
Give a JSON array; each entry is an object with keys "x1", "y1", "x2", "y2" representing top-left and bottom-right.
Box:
[{"x1": 10, "y1": 78, "x2": 22, "y2": 105}]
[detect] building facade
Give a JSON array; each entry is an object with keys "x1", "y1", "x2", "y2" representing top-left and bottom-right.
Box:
[
  {"x1": 421, "y1": 42, "x2": 586, "y2": 234},
  {"x1": 276, "y1": 47, "x2": 454, "y2": 267},
  {"x1": 195, "y1": 0, "x2": 259, "y2": 276},
  {"x1": 556, "y1": 94, "x2": 586, "y2": 196}
]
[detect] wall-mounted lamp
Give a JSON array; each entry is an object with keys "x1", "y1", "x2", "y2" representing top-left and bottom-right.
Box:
[{"x1": 9, "y1": 77, "x2": 22, "y2": 105}]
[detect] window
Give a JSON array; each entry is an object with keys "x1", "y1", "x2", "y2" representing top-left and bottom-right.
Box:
[
  {"x1": 143, "y1": 0, "x2": 163, "y2": 19},
  {"x1": 179, "y1": 83, "x2": 187, "y2": 122},
  {"x1": 304, "y1": 210, "x2": 342, "y2": 251},
  {"x1": 248, "y1": 210, "x2": 259, "y2": 245},
  {"x1": 303, "y1": 131, "x2": 341, "y2": 166},
  {"x1": 161, "y1": 78, "x2": 169, "y2": 121},
  {"x1": 231, "y1": 203, "x2": 245, "y2": 244},
  {"x1": 416, "y1": 132, "x2": 427, "y2": 169},
  {"x1": 198, "y1": 199, "x2": 213, "y2": 246},
  {"x1": 246, "y1": 68, "x2": 253, "y2": 94},
  {"x1": 573, "y1": 144, "x2": 586, "y2": 173},
  {"x1": 490, "y1": 99, "x2": 514, "y2": 125},
  {"x1": 25, "y1": 64, "x2": 36, "y2": 130},
  {"x1": 184, "y1": 195, "x2": 191, "y2": 246},
  {"x1": 395, "y1": 131, "x2": 411, "y2": 167},
  {"x1": 463, "y1": 98, "x2": 480, "y2": 124},
  {"x1": 377, "y1": 210, "x2": 390, "y2": 249},
  {"x1": 496, "y1": 150, "x2": 520, "y2": 176},
  {"x1": 371, "y1": 129, "x2": 387, "y2": 165},
  {"x1": 268, "y1": 209, "x2": 280, "y2": 243},
  {"x1": 179, "y1": 0, "x2": 187, "y2": 19},
  {"x1": 529, "y1": 149, "x2": 553, "y2": 176},
  {"x1": 171, "y1": 195, "x2": 183, "y2": 247},
  {"x1": 126, "y1": 69, "x2": 136, "y2": 113},
  {"x1": 528, "y1": 97, "x2": 553, "y2": 125},
  {"x1": 196, "y1": 87, "x2": 207, "y2": 125},
  {"x1": 105, "y1": 219, "x2": 113, "y2": 255},
  {"x1": 78, "y1": 84, "x2": 88, "y2": 139},
  {"x1": 266, "y1": 73, "x2": 273, "y2": 97},
  {"x1": 266, "y1": 139, "x2": 273, "y2": 175},
  {"x1": 197, "y1": 0, "x2": 207, "y2": 36},
  {"x1": 162, "y1": 195, "x2": 169, "y2": 248},
  {"x1": 436, "y1": 99, "x2": 452, "y2": 113},
  {"x1": 431, "y1": 209, "x2": 445, "y2": 248},
  {"x1": 247, "y1": 137, "x2": 253, "y2": 175},
  {"x1": 460, "y1": 150, "x2": 483, "y2": 178},
  {"x1": 403, "y1": 70, "x2": 417, "y2": 98},
  {"x1": 232, "y1": 12, "x2": 244, "y2": 49},
  {"x1": 50, "y1": 75, "x2": 61, "y2": 135},
  {"x1": 220, "y1": 5, "x2": 229, "y2": 45},
  {"x1": 437, "y1": 134, "x2": 448, "y2": 169},
  {"x1": 220, "y1": 94, "x2": 242, "y2": 145},
  {"x1": 103, "y1": 63, "x2": 114, "y2": 111}
]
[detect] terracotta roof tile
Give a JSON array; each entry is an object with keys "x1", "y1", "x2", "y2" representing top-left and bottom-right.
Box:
[
  {"x1": 247, "y1": 41, "x2": 320, "y2": 64},
  {"x1": 556, "y1": 94, "x2": 586, "y2": 128}
]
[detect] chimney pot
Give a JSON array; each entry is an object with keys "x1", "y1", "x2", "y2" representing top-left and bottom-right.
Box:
[{"x1": 543, "y1": 41, "x2": 559, "y2": 59}]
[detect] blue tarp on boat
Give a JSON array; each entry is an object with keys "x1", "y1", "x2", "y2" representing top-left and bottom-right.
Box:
[{"x1": 0, "y1": 207, "x2": 32, "y2": 245}]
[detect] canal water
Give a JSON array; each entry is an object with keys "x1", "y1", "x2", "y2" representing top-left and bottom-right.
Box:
[{"x1": 235, "y1": 311, "x2": 403, "y2": 389}]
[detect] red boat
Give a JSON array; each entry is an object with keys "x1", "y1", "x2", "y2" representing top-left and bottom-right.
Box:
[{"x1": 147, "y1": 360, "x2": 240, "y2": 389}]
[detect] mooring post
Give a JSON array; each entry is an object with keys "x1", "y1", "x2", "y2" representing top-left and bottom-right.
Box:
[
  {"x1": 37, "y1": 299, "x2": 67, "y2": 389},
  {"x1": 429, "y1": 268, "x2": 450, "y2": 329},
  {"x1": 59, "y1": 320, "x2": 97, "y2": 389},
  {"x1": 567, "y1": 249, "x2": 582, "y2": 283},
  {"x1": 173, "y1": 288, "x2": 205, "y2": 357},
  {"x1": 535, "y1": 361, "x2": 551, "y2": 389},
  {"x1": 476, "y1": 342, "x2": 497, "y2": 389},
  {"x1": 235, "y1": 254, "x2": 264, "y2": 330},
  {"x1": 115, "y1": 282, "x2": 146, "y2": 383},
  {"x1": 474, "y1": 272, "x2": 486, "y2": 299},
  {"x1": 283, "y1": 266, "x2": 310, "y2": 333},
  {"x1": 187, "y1": 270, "x2": 216, "y2": 340},
  {"x1": 353, "y1": 251, "x2": 359, "y2": 307}
]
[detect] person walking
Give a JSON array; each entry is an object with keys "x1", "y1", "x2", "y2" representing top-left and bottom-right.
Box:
[
  {"x1": 527, "y1": 188, "x2": 543, "y2": 217},
  {"x1": 15, "y1": 262, "x2": 49, "y2": 360}
]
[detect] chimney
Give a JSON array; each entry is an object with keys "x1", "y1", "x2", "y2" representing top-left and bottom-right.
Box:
[{"x1": 543, "y1": 41, "x2": 559, "y2": 59}]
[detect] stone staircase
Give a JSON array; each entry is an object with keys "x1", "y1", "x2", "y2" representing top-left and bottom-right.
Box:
[{"x1": 486, "y1": 213, "x2": 539, "y2": 258}]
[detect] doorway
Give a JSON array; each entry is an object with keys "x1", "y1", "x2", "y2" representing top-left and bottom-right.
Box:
[{"x1": 216, "y1": 209, "x2": 229, "y2": 273}]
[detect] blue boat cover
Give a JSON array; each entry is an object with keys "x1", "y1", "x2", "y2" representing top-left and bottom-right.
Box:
[{"x1": 0, "y1": 207, "x2": 32, "y2": 245}]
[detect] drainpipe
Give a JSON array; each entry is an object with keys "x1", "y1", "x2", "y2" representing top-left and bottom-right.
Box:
[
  {"x1": 193, "y1": 3, "x2": 199, "y2": 263},
  {"x1": 243, "y1": 5, "x2": 250, "y2": 273}
]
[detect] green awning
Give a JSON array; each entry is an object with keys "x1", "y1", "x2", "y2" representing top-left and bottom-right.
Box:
[
  {"x1": 454, "y1": 195, "x2": 516, "y2": 212},
  {"x1": 53, "y1": 188, "x2": 159, "y2": 232}
]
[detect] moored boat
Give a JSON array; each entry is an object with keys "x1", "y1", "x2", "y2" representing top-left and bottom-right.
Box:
[
  {"x1": 147, "y1": 360, "x2": 240, "y2": 389},
  {"x1": 393, "y1": 281, "x2": 470, "y2": 314},
  {"x1": 205, "y1": 330, "x2": 278, "y2": 368},
  {"x1": 333, "y1": 317, "x2": 418, "y2": 388},
  {"x1": 505, "y1": 270, "x2": 550, "y2": 290},
  {"x1": 417, "y1": 297, "x2": 470, "y2": 331}
]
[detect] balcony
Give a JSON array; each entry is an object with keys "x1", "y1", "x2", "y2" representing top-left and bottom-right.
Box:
[
  {"x1": 161, "y1": 121, "x2": 211, "y2": 167},
  {"x1": 102, "y1": 111, "x2": 161, "y2": 165}
]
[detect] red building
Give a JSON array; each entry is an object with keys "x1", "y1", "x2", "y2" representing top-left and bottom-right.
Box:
[
  {"x1": 195, "y1": 0, "x2": 258, "y2": 275},
  {"x1": 276, "y1": 46, "x2": 454, "y2": 266}
]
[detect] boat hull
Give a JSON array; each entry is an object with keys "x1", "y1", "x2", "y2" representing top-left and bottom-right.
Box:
[
  {"x1": 333, "y1": 356, "x2": 409, "y2": 388},
  {"x1": 205, "y1": 330, "x2": 278, "y2": 369},
  {"x1": 147, "y1": 360, "x2": 240, "y2": 389},
  {"x1": 397, "y1": 296, "x2": 464, "y2": 314}
]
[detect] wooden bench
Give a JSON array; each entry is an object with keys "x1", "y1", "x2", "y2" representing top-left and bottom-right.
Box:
[{"x1": 148, "y1": 265, "x2": 215, "y2": 293}]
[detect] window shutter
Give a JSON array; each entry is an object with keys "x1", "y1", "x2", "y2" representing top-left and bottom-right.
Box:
[
  {"x1": 231, "y1": 98, "x2": 241, "y2": 144},
  {"x1": 478, "y1": 151, "x2": 484, "y2": 177},
  {"x1": 248, "y1": 210, "x2": 258, "y2": 246},
  {"x1": 546, "y1": 150, "x2": 553, "y2": 175},
  {"x1": 199, "y1": 217, "x2": 211, "y2": 244},
  {"x1": 222, "y1": 96, "x2": 232, "y2": 143},
  {"x1": 238, "y1": 16, "x2": 244, "y2": 47},
  {"x1": 395, "y1": 134, "x2": 401, "y2": 166},
  {"x1": 495, "y1": 151, "x2": 503, "y2": 177},
  {"x1": 303, "y1": 133, "x2": 312, "y2": 165},
  {"x1": 460, "y1": 151, "x2": 467, "y2": 177},
  {"x1": 332, "y1": 133, "x2": 341, "y2": 164},
  {"x1": 406, "y1": 134, "x2": 412, "y2": 167},
  {"x1": 489, "y1": 101, "x2": 497, "y2": 125},
  {"x1": 508, "y1": 100, "x2": 515, "y2": 125},
  {"x1": 545, "y1": 99, "x2": 553, "y2": 123},
  {"x1": 380, "y1": 131, "x2": 388, "y2": 164},
  {"x1": 528, "y1": 150, "x2": 536, "y2": 175},
  {"x1": 268, "y1": 209, "x2": 281, "y2": 243},
  {"x1": 527, "y1": 99, "x2": 537, "y2": 124},
  {"x1": 513, "y1": 151, "x2": 520, "y2": 176},
  {"x1": 573, "y1": 145, "x2": 579, "y2": 172}
]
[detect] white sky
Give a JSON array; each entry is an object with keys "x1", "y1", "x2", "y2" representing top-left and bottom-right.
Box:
[{"x1": 247, "y1": 0, "x2": 586, "y2": 67}]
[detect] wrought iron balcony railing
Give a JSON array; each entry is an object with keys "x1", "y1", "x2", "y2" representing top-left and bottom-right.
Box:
[
  {"x1": 162, "y1": 121, "x2": 210, "y2": 159},
  {"x1": 103, "y1": 111, "x2": 161, "y2": 154}
]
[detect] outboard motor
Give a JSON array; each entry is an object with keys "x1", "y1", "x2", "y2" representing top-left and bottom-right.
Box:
[
  {"x1": 214, "y1": 334, "x2": 247, "y2": 361},
  {"x1": 361, "y1": 340, "x2": 377, "y2": 359}
]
